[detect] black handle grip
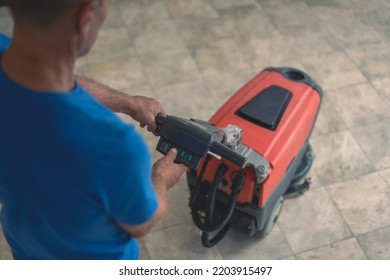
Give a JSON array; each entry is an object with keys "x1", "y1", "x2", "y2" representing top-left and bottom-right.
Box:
[{"x1": 155, "y1": 113, "x2": 165, "y2": 134}]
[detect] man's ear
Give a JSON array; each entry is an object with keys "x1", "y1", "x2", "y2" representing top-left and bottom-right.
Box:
[
  {"x1": 73, "y1": 0, "x2": 100, "y2": 56},
  {"x1": 75, "y1": 0, "x2": 99, "y2": 39}
]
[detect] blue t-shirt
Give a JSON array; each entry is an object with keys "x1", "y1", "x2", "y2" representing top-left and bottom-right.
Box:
[
  {"x1": 0, "y1": 33, "x2": 11, "y2": 49},
  {"x1": 0, "y1": 34, "x2": 158, "y2": 259}
]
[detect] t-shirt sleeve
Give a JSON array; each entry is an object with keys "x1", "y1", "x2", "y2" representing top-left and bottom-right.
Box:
[
  {"x1": 0, "y1": 33, "x2": 11, "y2": 51},
  {"x1": 101, "y1": 125, "x2": 158, "y2": 226}
]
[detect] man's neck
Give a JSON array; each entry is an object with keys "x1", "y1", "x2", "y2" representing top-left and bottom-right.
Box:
[{"x1": 1, "y1": 28, "x2": 77, "y2": 93}]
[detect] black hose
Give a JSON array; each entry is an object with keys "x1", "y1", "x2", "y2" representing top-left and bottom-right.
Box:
[
  {"x1": 190, "y1": 156, "x2": 211, "y2": 203},
  {"x1": 191, "y1": 163, "x2": 229, "y2": 232},
  {"x1": 189, "y1": 159, "x2": 246, "y2": 247},
  {"x1": 200, "y1": 171, "x2": 245, "y2": 247},
  {"x1": 201, "y1": 223, "x2": 231, "y2": 248}
]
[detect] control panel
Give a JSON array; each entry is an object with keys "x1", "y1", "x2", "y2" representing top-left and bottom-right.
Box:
[{"x1": 155, "y1": 114, "x2": 246, "y2": 169}]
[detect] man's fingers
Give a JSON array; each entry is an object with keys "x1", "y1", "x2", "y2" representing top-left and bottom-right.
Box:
[{"x1": 165, "y1": 148, "x2": 178, "y2": 161}]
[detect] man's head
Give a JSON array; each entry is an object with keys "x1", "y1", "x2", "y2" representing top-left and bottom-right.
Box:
[{"x1": 5, "y1": 0, "x2": 109, "y2": 56}]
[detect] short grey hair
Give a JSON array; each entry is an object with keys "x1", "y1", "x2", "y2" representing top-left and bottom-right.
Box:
[{"x1": 5, "y1": 0, "x2": 91, "y2": 27}]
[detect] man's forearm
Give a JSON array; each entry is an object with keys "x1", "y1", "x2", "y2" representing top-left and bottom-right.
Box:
[
  {"x1": 75, "y1": 74, "x2": 164, "y2": 132},
  {"x1": 118, "y1": 185, "x2": 168, "y2": 238},
  {"x1": 75, "y1": 74, "x2": 134, "y2": 115}
]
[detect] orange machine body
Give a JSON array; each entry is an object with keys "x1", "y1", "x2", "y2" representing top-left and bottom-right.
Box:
[{"x1": 197, "y1": 68, "x2": 321, "y2": 209}]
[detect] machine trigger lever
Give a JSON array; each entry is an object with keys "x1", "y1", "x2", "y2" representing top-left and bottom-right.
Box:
[{"x1": 207, "y1": 151, "x2": 222, "y2": 160}]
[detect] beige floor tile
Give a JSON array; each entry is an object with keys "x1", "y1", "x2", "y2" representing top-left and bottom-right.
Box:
[
  {"x1": 323, "y1": 15, "x2": 382, "y2": 49},
  {"x1": 357, "y1": 227, "x2": 390, "y2": 259},
  {"x1": 295, "y1": 238, "x2": 367, "y2": 260},
  {"x1": 143, "y1": 223, "x2": 223, "y2": 259},
  {"x1": 370, "y1": 77, "x2": 390, "y2": 108},
  {"x1": 302, "y1": 52, "x2": 367, "y2": 91},
  {"x1": 202, "y1": 67, "x2": 255, "y2": 108},
  {"x1": 153, "y1": 82, "x2": 218, "y2": 121},
  {"x1": 120, "y1": 86, "x2": 155, "y2": 99},
  {"x1": 163, "y1": 0, "x2": 219, "y2": 18},
  {"x1": 117, "y1": 0, "x2": 170, "y2": 26},
  {"x1": 211, "y1": 0, "x2": 257, "y2": 10},
  {"x1": 103, "y1": 2, "x2": 125, "y2": 29},
  {"x1": 0, "y1": 10, "x2": 12, "y2": 37},
  {"x1": 174, "y1": 17, "x2": 231, "y2": 46},
  {"x1": 363, "y1": 8, "x2": 390, "y2": 42},
  {"x1": 378, "y1": 0, "x2": 390, "y2": 7},
  {"x1": 139, "y1": 49, "x2": 202, "y2": 90},
  {"x1": 346, "y1": 44, "x2": 390, "y2": 80},
  {"x1": 351, "y1": 121, "x2": 390, "y2": 170},
  {"x1": 285, "y1": 29, "x2": 342, "y2": 60},
  {"x1": 236, "y1": 32, "x2": 299, "y2": 71},
  {"x1": 77, "y1": 47, "x2": 134, "y2": 69},
  {"x1": 77, "y1": 27, "x2": 136, "y2": 67},
  {"x1": 152, "y1": 177, "x2": 192, "y2": 232},
  {"x1": 217, "y1": 225, "x2": 293, "y2": 260},
  {"x1": 311, "y1": 131, "x2": 375, "y2": 185},
  {"x1": 191, "y1": 39, "x2": 250, "y2": 77},
  {"x1": 0, "y1": 6, "x2": 10, "y2": 17},
  {"x1": 74, "y1": 63, "x2": 91, "y2": 77},
  {"x1": 88, "y1": 57, "x2": 148, "y2": 92},
  {"x1": 0, "y1": 225, "x2": 12, "y2": 260},
  {"x1": 327, "y1": 83, "x2": 390, "y2": 128},
  {"x1": 379, "y1": 168, "x2": 390, "y2": 186},
  {"x1": 127, "y1": 19, "x2": 185, "y2": 55},
  {"x1": 311, "y1": 94, "x2": 347, "y2": 137},
  {"x1": 138, "y1": 239, "x2": 152, "y2": 260},
  {"x1": 261, "y1": 0, "x2": 320, "y2": 37},
  {"x1": 278, "y1": 187, "x2": 352, "y2": 254},
  {"x1": 219, "y1": 4, "x2": 275, "y2": 37},
  {"x1": 327, "y1": 173, "x2": 390, "y2": 235},
  {"x1": 350, "y1": 0, "x2": 388, "y2": 13},
  {"x1": 262, "y1": 0, "x2": 312, "y2": 20},
  {"x1": 283, "y1": 255, "x2": 296, "y2": 260},
  {"x1": 304, "y1": 0, "x2": 356, "y2": 21}
]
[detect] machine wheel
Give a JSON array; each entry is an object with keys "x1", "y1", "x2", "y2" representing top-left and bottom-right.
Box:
[{"x1": 256, "y1": 196, "x2": 284, "y2": 239}]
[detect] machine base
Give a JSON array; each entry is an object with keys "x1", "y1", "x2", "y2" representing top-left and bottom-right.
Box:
[{"x1": 187, "y1": 143, "x2": 315, "y2": 239}]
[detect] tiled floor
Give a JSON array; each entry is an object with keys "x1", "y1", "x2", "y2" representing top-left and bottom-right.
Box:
[{"x1": 1, "y1": 0, "x2": 390, "y2": 260}]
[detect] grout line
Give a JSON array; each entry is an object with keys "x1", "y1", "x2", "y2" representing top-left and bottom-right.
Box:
[
  {"x1": 293, "y1": 236, "x2": 367, "y2": 260},
  {"x1": 275, "y1": 223, "x2": 297, "y2": 259},
  {"x1": 149, "y1": 220, "x2": 193, "y2": 234}
]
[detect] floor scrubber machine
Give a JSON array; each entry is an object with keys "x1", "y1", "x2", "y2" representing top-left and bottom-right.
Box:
[{"x1": 155, "y1": 67, "x2": 322, "y2": 247}]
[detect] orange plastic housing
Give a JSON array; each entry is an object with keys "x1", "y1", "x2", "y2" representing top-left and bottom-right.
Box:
[{"x1": 197, "y1": 69, "x2": 321, "y2": 208}]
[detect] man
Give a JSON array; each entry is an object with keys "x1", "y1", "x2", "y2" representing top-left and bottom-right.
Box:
[{"x1": 0, "y1": 0, "x2": 186, "y2": 259}]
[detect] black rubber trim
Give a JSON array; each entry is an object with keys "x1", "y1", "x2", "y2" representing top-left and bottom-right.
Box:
[{"x1": 265, "y1": 67, "x2": 323, "y2": 97}]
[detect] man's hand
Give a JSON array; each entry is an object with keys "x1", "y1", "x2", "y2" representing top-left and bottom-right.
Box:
[
  {"x1": 127, "y1": 95, "x2": 166, "y2": 134},
  {"x1": 152, "y1": 148, "x2": 187, "y2": 191}
]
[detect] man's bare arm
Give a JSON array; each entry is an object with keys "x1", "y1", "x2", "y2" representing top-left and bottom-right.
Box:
[
  {"x1": 118, "y1": 149, "x2": 187, "y2": 238},
  {"x1": 75, "y1": 74, "x2": 165, "y2": 132}
]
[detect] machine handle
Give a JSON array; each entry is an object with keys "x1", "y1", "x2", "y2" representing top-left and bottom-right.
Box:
[
  {"x1": 155, "y1": 113, "x2": 165, "y2": 134},
  {"x1": 155, "y1": 113, "x2": 247, "y2": 168},
  {"x1": 210, "y1": 141, "x2": 246, "y2": 168}
]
